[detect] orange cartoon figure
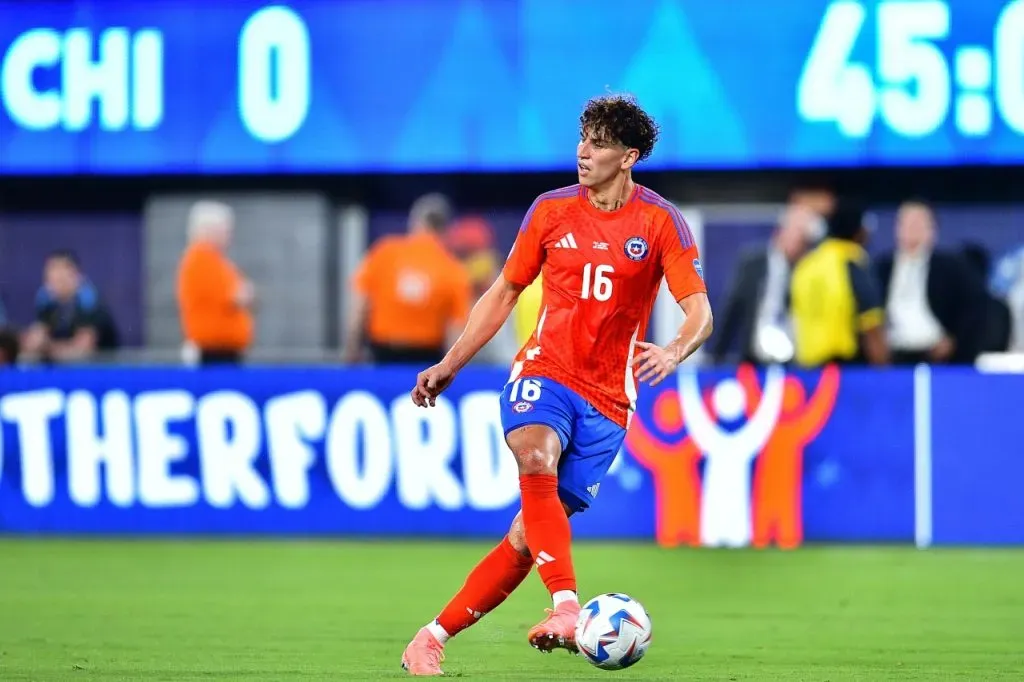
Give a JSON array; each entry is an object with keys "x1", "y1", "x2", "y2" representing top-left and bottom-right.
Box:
[
  {"x1": 627, "y1": 366, "x2": 788, "y2": 548},
  {"x1": 625, "y1": 387, "x2": 711, "y2": 547},
  {"x1": 737, "y1": 364, "x2": 841, "y2": 549}
]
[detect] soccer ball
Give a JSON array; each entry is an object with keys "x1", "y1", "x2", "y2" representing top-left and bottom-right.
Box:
[{"x1": 575, "y1": 593, "x2": 652, "y2": 670}]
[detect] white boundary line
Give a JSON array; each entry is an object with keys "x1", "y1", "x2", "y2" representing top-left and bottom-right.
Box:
[{"x1": 913, "y1": 363, "x2": 933, "y2": 549}]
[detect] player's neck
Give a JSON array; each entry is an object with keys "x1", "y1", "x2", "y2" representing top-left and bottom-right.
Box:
[{"x1": 587, "y1": 175, "x2": 634, "y2": 212}]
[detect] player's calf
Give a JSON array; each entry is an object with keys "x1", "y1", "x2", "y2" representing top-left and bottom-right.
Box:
[{"x1": 401, "y1": 533, "x2": 533, "y2": 675}]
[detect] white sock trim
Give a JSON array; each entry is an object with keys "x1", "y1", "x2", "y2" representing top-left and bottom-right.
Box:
[
  {"x1": 552, "y1": 590, "x2": 578, "y2": 607},
  {"x1": 426, "y1": 620, "x2": 450, "y2": 644}
]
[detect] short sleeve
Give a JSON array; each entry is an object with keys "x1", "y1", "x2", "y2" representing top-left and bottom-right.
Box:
[
  {"x1": 658, "y1": 210, "x2": 706, "y2": 302},
  {"x1": 847, "y1": 260, "x2": 884, "y2": 331},
  {"x1": 502, "y1": 197, "x2": 548, "y2": 286}
]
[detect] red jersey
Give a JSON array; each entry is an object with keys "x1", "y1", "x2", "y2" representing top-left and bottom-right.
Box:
[{"x1": 503, "y1": 184, "x2": 706, "y2": 428}]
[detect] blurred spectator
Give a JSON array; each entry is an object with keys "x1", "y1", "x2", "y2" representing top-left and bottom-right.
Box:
[
  {"x1": 445, "y1": 216, "x2": 499, "y2": 299},
  {"x1": 790, "y1": 204, "x2": 889, "y2": 367},
  {"x1": 513, "y1": 277, "x2": 544, "y2": 349},
  {"x1": 0, "y1": 327, "x2": 19, "y2": 366},
  {"x1": 344, "y1": 193, "x2": 471, "y2": 365},
  {"x1": 445, "y1": 215, "x2": 518, "y2": 365},
  {"x1": 990, "y1": 245, "x2": 1024, "y2": 352},
  {"x1": 788, "y1": 187, "x2": 836, "y2": 218},
  {"x1": 176, "y1": 201, "x2": 255, "y2": 365},
  {"x1": 875, "y1": 201, "x2": 986, "y2": 365},
  {"x1": 20, "y1": 250, "x2": 119, "y2": 363},
  {"x1": 961, "y1": 243, "x2": 1012, "y2": 353},
  {"x1": 711, "y1": 203, "x2": 823, "y2": 364}
]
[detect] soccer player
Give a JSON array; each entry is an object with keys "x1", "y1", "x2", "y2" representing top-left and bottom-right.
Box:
[{"x1": 401, "y1": 95, "x2": 713, "y2": 676}]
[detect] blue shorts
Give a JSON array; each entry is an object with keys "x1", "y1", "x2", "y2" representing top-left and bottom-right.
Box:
[{"x1": 499, "y1": 376, "x2": 626, "y2": 513}]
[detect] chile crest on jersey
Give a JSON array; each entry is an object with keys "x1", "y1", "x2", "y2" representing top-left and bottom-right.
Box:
[{"x1": 624, "y1": 236, "x2": 650, "y2": 262}]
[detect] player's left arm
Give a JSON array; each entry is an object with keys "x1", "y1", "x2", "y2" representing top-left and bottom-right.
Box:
[{"x1": 633, "y1": 216, "x2": 714, "y2": 386}]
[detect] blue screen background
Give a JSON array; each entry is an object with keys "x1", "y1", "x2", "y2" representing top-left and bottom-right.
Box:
[{"x1": 0, "y1": 0, "x2": 1021, "y2": 174}]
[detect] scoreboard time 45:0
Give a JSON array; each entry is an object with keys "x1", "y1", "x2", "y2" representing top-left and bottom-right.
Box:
[{"x1": 799, "y1": 0, "x2": 1024, "y2": 139}]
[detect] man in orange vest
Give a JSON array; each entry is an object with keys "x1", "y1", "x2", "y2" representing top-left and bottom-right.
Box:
[
  {"x1": 176, "y1": 201, "x2": 255, "y2": 365},
  {"x1": 344, "y1": 194, "x2": 471, "y2": 365}
]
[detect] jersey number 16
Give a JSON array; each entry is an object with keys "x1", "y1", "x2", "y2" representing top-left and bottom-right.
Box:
[{"x1": 581, "y1": 263, "x2": 614, "y2": 301}]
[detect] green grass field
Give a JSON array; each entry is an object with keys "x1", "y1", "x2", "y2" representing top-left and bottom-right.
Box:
[{"x1": 0, "y1": 540, "x2": 1021, "y2": 681}]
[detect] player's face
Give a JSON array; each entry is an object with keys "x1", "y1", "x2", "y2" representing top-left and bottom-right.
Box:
[{"x1": 577, "y1": 127, "x2": 637, "y2": 188}]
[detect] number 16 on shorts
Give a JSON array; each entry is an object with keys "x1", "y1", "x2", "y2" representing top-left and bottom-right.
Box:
[{"x1": 509, "y1": 378, "x2": 542, "y2": 408}]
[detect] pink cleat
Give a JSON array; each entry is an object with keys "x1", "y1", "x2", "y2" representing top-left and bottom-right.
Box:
[
  {"x1": 401, "y1": 627, "x2": 445, "y2": 676},
  {"x1": 527, "y1": 600, "x2": 581, "y2": 654}
]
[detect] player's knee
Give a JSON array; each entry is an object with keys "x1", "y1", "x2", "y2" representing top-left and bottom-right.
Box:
[
  {"x1": 512, "y1": 445, "x2": 557, "y2": 474},
  {"x1": 507, "y1": 426, "x2": 560, "y2": 474}
]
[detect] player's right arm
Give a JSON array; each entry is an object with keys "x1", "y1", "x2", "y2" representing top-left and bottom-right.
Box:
[
  {"x1": 441, "y1": 274, "x2": 526, "y2": 373},
  {"x1": 412, "y1": 198, "x2": 547, "y2": 407},
  {"x1": 448, "y1": 198, "x2": 549, "y2": 372}
]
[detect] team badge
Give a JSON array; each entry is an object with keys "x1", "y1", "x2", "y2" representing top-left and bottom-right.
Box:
[
  {"x1": 512, "y1": 401, "x2": 534, "y2": 413},
  {"x1": 693, "y1": 258, "x2": 704, "y2": 280},
  {"x1": 624, "y1": 236, "x2": 649, "y2": 261}
]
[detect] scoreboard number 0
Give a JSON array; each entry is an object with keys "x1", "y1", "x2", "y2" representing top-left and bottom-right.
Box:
[{"x1": 238, "y1": 6, "x2": 311, "y2": 143}]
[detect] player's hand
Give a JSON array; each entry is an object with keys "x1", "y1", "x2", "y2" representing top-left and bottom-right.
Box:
[
  {"x1": 632, "y1": 341, "x2": 680, "y2": 387},
  {"x1": 411, "y1": 362, "x2": 456, "y2": 407}
]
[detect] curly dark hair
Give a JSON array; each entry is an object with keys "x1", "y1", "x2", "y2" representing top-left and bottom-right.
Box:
[{"x1": 579, "y1": 94, "x2": 660, "y2": 162}]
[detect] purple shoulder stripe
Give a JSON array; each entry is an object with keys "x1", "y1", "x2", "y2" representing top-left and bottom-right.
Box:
[
  {"x1": 518, "y1": 185, "x2": 580, "y2": 232},
  {"x1": 638, "y1": 188, "x2": 695, "y2": 249}
]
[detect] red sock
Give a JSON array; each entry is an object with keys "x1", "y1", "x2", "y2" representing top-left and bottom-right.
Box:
[
  {"x1": 519, "y1": 473, "x2": 577, "y2": 595},
  {"x1": 435, "y1": 535, "x2": 533, "y2": 637}
]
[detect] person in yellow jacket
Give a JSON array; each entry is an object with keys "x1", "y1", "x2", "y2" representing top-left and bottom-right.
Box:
[{"x1": 513, "y1": 275, "x2": 544, "y2": 347}]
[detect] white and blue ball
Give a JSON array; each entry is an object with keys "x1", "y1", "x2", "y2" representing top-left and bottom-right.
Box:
[{"x1": 575, "y1": 593, "x2": 653, "y2": 670}]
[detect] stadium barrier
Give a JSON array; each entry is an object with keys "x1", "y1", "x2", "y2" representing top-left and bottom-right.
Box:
[{"x1": 0, "y1": 365, "x2": 1020, "y2": 546}]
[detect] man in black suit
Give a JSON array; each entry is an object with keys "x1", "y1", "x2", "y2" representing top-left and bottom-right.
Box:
[
  {"x1": 875, "y1": 201, "x2": 987, "y2": 365},
  {"x1": 961, "y1": 243, "x2": 1012, "y2": 354},
  {"x1": 711, "y1": 204, "x2": 823, "y2": 365}
]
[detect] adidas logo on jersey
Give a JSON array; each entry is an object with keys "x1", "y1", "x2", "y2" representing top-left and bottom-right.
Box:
[{"x1": 554, "y1": 233, "x2": 578, "y2": 249}]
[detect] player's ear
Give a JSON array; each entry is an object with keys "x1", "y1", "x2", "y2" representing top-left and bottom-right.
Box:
[{"x1": 621, "y1": 148, "x2": 639, "y2": 170}]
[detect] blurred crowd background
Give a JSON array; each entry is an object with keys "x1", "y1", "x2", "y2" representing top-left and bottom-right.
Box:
[{"x1": 1, "y1": 181, "x2": 1022, "y2": 372}]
